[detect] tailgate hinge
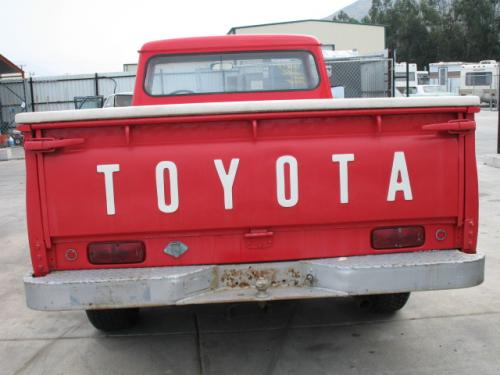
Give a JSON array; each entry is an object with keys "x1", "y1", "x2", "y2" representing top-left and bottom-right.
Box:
[
  {"x1": 24, "y1": 137, "x2": 85, "y2": 152},
  {"x1": 422, "y1": 119, "x2": 475, "y2": 134}
]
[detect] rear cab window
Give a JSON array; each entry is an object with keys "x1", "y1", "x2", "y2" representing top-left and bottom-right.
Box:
[{"x1": 144, "y1": 51, "x2": 320, "y2": 96}]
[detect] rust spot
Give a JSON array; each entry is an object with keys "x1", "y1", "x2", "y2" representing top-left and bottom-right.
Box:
[
  {"x1": 288, "y1": 267, "x2": 301, "y2": 279},
  {"x1": 220, "y1": 267, "x2": 303, "y2": 289}
]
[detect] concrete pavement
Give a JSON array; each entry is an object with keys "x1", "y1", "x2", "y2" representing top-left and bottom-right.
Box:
[{"x1": 0, "y1": 109, "x2": 499, "y2": 375}]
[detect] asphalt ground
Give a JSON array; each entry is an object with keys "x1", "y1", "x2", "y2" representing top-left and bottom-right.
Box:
[{"x1": 0, "y1": 109, "x2": 499, "y2": 375}]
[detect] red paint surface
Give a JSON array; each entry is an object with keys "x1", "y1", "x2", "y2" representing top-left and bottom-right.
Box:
[
  {"x1": 19, "y1": 35, "x2": 479, "y2": 276},
  {"x1": 21, "y1": 107, "x2": 478, "y2": 276}
]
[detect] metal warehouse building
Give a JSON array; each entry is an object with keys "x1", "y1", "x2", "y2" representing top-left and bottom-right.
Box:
[{"x1": 228, "y1": 19, "x2": 385, "y2": 55}]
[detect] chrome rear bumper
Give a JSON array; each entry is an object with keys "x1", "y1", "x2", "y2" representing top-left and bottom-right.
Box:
[{"x1": 24, "y1": 250, "x2": 485, "y2": 311}]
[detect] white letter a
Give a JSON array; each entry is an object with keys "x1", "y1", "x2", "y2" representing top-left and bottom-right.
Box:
[{"x1": 387, "y1": 151, "x2": 413, "y2": 201}]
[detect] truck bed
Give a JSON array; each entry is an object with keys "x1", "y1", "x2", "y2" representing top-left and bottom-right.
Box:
[{"x1": 17, "y1": 96, "x2": 480, "y2": 277}]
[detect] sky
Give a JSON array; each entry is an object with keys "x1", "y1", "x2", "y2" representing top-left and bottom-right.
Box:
[{"x1": 1, "y1": 0, "x2": 357, "y2": 76}]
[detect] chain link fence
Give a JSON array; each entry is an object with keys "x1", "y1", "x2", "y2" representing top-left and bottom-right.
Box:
[
  {"x1": 325, "y1": 58, "x2": 393, "y2": 98},
  {"x1": 1, "y1": 59, "x2": 393, "y2": 142},
  {"x1": 0, "y1": 72, "x2": 136, "y2": 138},
  {"x1": 0, "y1": 78, "x2": 26, "y2": 136}
]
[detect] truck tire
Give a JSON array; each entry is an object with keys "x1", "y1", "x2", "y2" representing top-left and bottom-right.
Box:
[
  {"x1": 359, "y1": 292, "x2": 410, "y2": 313},
  {"x1": 86, "y1": 308, "x2": 140, "y2": 331}
]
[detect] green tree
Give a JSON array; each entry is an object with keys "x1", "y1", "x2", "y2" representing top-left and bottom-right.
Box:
[
  {"x1": 453, "y1": 0, "x2": 500, "y2": 61},
  {"x1": 331, "y1": 10, "x2": 360, "y2": 23},
  {"x1": 366, "y1": 0, "x2": 433, "y2": 67},
  {"x1": 363, "y1": 0, "x2": 500, "y2": 66}
]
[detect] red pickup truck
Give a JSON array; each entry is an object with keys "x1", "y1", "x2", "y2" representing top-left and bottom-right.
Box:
[{"x1": 16, "y1": 35, "x2": 484, "y2": 331}]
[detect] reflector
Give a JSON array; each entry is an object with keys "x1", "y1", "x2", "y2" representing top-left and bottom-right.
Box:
[
  {"x1": 372, "y1": 226, "x2": 425, "y2": 250},
  {"x1": 88, "y1": 241, "x2": 145, "y2": 264}
]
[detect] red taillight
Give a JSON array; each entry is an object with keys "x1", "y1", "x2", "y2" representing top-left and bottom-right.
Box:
[
  {"x1": 372, "y1": 226, "x2": 425, "y2": 250},
  {"x1": 88, "y1": 241, "x2": 145, "y2": 264}
]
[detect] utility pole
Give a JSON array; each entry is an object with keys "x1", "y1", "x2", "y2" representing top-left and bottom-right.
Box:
[{"x1": 406, "y1": 62, "x2": 410, "y2": 97}]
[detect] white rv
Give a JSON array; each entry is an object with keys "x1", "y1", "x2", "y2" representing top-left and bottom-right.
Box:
[
  {"x1": 417, "y1": 70, "x2": 430, "y2": 85},
  {"x1": 459, "y1": 60, "x2": 498, "y2": 104},
  {"x1": 395, "y1": 62, "x2": 417, "y2": 95},
  {"x1": 429, "y1": 62, "x2": 464, "y2": 94}
]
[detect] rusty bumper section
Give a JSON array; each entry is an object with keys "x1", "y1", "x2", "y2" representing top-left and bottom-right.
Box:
[{"x1": 24, "y1": 250, "x2": 485, "y2": 311}]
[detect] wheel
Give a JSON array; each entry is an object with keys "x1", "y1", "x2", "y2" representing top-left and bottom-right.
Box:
[
  {"x1": 86, "y1": 308, "x2": 140, "y2": 331},
  {"x1": 14, "y1": 138, "x2": 21, "y2": 145},
  {"x1": 358, "y1": 292, "x2": 410, "y2": 313}
]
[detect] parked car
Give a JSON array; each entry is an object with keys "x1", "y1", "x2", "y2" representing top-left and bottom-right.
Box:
[
  {"x1": 396, "y1": 85, "x2": 456, "y2": 97},
  {"x1": 412, "y1": 85, "x2": 456, "y2": 96},
  {"x1": 16, "y1": 35, "x2": 484, "y2": 332},
  {"x1": 11, "y1": 129, "x2": 24, "y2": 145},
  {"x1": 74, "y1": 96, "x2": 104, "y2": 109},
  {"x1": 395, "y1": 86, "x2": 417, "y2": 96},
  {"x1": 103, "y1": 92, "x2": 133, "y2": 108}
]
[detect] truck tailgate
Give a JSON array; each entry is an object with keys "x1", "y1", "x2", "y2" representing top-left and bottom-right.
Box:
[{"x1": 18, "y1": 98, "x2": 479, "y2": 274}]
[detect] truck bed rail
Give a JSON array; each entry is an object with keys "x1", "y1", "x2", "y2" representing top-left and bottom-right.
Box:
[{"x1": 16, "y1": 97, "x2": 480, "y2": 125}]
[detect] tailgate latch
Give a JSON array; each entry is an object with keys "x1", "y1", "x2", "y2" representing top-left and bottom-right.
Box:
[
  {"x1": 24, "y1": 137, "x2": 85, "y2": 152},
  {"x1": 422, "y1": 120, "x2": 475, "y2": 134},
  {"x1": 244, "y1": 229, "x2": 274, "y2": 249}
]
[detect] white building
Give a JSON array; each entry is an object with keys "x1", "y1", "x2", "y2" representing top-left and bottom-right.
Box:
[{"x1": 228, "y1": 19, "x2": 385, "y2": 55}]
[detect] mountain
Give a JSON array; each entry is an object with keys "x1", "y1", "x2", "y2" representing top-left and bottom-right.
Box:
[{"x1": 325, "y1": 0, "x2": 372, "y2": 21}]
